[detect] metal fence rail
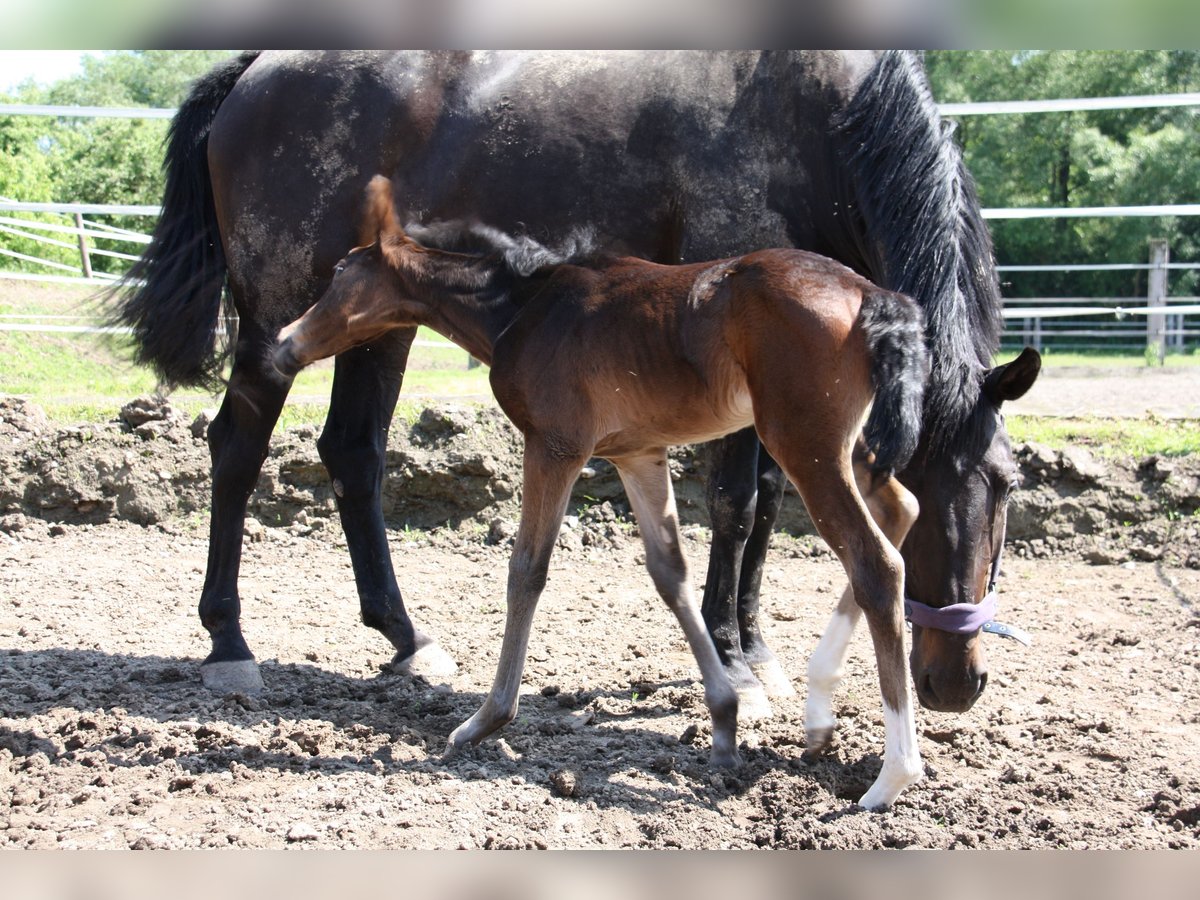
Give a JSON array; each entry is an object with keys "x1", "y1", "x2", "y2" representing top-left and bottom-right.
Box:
[{"x1": 3, "y1": 90, "x2": 1200, "y2": 355}]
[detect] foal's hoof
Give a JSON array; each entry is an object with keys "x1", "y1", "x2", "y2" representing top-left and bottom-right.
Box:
[
  {"x1": 856, "y1": 761, "x2": 924, "y2": 811},
  {"x1": 709, "y1": 746, "x2": 743, "y2": 770},
  {"x1": 200, "y1": 659, "x2": 264, "y2": 694},
  {"x1": 736, "y1": 683, "x2": 774, "y2": 722},
  {"x1": 802, "y1": 725, "x2": 835, "y2": 760},
  {"x1": 391, "y1": 642, "x2": 457, "y2": 679},
  {"x1": 750, "y1": 657, "x2": 796, "y2": 698}
]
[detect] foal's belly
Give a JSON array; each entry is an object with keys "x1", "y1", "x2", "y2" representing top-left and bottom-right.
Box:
[{"x1": 590, "y1": 379, "x2": 756, "y2": 459}]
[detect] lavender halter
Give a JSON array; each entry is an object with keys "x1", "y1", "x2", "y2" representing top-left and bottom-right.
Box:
[{"x1": 903, "y1": 546, "x2": 1032, "y2": 646}]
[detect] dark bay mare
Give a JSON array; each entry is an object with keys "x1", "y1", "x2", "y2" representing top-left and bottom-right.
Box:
[
  {"x1": 113, "y1": 51, "x2": 1039, "y2": 720},
  {"x1": 274, "y1": 175, "x2": 932, "y2": 808}
]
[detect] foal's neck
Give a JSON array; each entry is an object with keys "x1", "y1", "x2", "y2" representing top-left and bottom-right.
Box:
[{"x1": 402, "y1": 247, "x2": 520, "y2": 367}]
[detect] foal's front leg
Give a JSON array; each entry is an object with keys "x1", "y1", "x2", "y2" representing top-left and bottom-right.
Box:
[
  {"x1": 445, "y1": 441, "x2": 584, "y2": 753},
  {"x1": 615, "y1": 451, "x2": 740, "y2": 768},
  {"x1": 805, "y1": 455, "x2": 920, "y2": 755},
  {"x1": 766, "y1": 437, "x2": 921, "y2": 809}
]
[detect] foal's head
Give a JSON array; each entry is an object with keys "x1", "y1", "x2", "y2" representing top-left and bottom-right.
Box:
[
  {"x1": 899, "y1": 347, "x2": 1040, "y2": 712},
  {"x1": 273, "y1": 176, "x2": 440, "y2": 378}
]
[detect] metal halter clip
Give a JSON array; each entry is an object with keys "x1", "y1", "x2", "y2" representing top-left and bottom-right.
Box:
[{"x1": 981, "y1": 620, "x2": 1032, "y2": 646}]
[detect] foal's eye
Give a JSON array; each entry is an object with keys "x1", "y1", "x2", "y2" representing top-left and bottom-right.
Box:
[{"x1": 333, "y1": 262, "x2": 346, "y2": 276}]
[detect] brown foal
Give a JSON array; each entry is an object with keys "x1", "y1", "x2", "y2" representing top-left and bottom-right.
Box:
[{"x1": 274, "y1": 176, "x2": 931, "y2": 808}]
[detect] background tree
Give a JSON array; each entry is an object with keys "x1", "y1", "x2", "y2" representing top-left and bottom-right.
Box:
[
  {"x1": 0, "y1": 51, "x2": 233, "y2": 274},
  {"x1": 927, "y1": 50, "x2": 1200, "y2": 301}
]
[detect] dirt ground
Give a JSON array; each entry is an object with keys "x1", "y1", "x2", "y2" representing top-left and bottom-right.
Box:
[
  {"x1": 1010, "y1": 363, "x2": 1200, "y2": 419},
  {"x1": 2, "y1": 514, "x2": 1198, "y2": 849},
  {"x1": 1, "y1": 366, "x2": 1199, "y2": 850}
]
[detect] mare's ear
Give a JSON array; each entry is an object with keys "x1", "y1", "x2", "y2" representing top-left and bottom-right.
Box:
[
  {"x1": 360, "y1": 175, "x2": 405, "y2": 249},
  {"x1": 983, "y1": 346, "x2": 1041, "y2": 405}
]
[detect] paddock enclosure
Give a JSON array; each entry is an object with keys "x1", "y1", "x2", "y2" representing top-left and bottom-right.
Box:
[{"x1": 1, "y1": 395, "x2": 1198, "y2": 849}]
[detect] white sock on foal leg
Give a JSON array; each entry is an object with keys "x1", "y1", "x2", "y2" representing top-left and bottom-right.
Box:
[
  {"x1": 857, "y1": 693, "x2": 923, "y2": 810},
  {"x1": 804, "y1": 600, "x2": 859, "y2": 751}
]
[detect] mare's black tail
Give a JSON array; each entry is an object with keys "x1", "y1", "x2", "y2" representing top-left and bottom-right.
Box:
[
  {"x1": 860, "y1": 290, "x2": 929, "y2": 477},
  {"x1": 108, "y1": 51, "x2": 261, "y2": 389}
]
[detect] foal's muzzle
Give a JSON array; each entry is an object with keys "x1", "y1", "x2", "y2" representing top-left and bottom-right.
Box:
[{"x1": 271, "y1": 341, "x2": 304, "y2": 379}]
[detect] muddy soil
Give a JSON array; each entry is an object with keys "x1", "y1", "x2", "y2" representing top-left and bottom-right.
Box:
[{"x1": 1, "y1": 396, "x2": 1199, "y2": 848}]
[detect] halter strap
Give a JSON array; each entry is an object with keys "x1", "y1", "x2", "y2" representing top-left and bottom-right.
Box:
[
  {"x1": 903, "y1": 543, "x2": 1032, "y2": 645},
  {"x1": 905, "y1": 590, "x2": 997, "y2": 633}
]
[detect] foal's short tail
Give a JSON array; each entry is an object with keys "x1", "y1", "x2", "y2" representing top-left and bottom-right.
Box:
[
  {"x1": 860, "y1": 290, "x2": 929, "y2": 477},
  {"x1": 107, "y1": 51, "x2": 260, "y2": 390}
]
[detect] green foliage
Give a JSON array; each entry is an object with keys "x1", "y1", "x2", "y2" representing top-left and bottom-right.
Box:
[
  {"x1": 1, "y1": 51, "x2": 236, "y2": 272},
  {"x1": 926, "y1": 51, "x2": 1200, "y2": 300}
]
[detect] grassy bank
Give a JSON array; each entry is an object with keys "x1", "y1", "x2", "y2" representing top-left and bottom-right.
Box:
[
  {"x1": 0, "y1": 279, "x2": 492, "y2": 428},
  {"x1": 2, "y1": 281, "x2": 1197, "y2": 455}
]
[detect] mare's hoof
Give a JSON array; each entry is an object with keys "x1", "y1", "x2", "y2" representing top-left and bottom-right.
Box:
[
  {"x1": 200, "y1": 659, "x2": 264, "y2": 694},
  {"x1": 802, "y1": 726, "x2": 835, "y2": 760},
  {"x1": 391, "y1": 642, "x2": 457, "y2": 679},
  {"x1": 736, "y1": 684, "x2": 774, "y2": 722},
  {"x1": 750, "y1": 657, "x2": 796, "y2": 698}
]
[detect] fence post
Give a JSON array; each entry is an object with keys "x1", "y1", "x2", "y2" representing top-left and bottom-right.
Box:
[
  {"x1": 1147, "y1": 239, "x2": 1168, "y2": 366},
  {"x1": 73, "y1": 213, "x2": 92, "y2": 280}
]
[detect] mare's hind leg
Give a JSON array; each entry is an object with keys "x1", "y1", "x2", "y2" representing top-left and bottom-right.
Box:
[
  {"x1": 701, "y1": 428, "x2": 773, "y2": 720},
  {"x1": 616, "y1": 451, "x2": 740, "y2": 768},
  {"x1": 805, "y1": 446, "x2": 920, "y2": 756},
  {"x1": 735, "y1": 446, "x2": 793, "y2": 698},
  {"x1": 446, "y1": 440, "x2": 586, "y2": 752},
  {"x1": 763, "y1": 435, "x2": 921, "y2": 809},
  {"x1": 318, "y1": 328, "x2": 454, "y2": 677},
  {"x1": 199, "y1": 332, "x2": 292, "y2": 693}
]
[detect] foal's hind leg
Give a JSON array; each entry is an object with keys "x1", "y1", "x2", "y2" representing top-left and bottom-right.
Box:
[
  {"x1": 616, "y1": 451, "x2": 740, "y2": 768},
  {"x1": 318, "y1": 328, "x2": 454, "y2": 677},
  {"x1": 700, "y1": 428, "x2": 773, "y2": 720},
  {"x1": 199, "y1": 332, "x2": 292, "y2": 693},
  {"x1": 446, "y1": 440, "x2": 586, "y2": 752},
  {"x1": 805, "y1": 450, "x2": 919, "y2": 755}
]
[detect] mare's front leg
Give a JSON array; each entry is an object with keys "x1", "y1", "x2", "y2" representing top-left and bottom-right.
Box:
[
  {"x1": 616, "y1": 452, "x2": 740, "y2": 768},
  {"x1": 318, "y1": 327, "x2": 455, "y2": 677},
  {"x1": 199, "y1": 331, "x2": 292, "y2": 693},
  {"x1": 700, "y1": 428, "x2": 774, "y2": 719},
  {"x1": 735, "y1": 444, "x2": 793, "y2": 697},
  {"x1": 445, "y1": 439, "x2": 586, "y2": 751},
  {"x1": 805, "y1": 448, "x2": 920, "y2": 755}
]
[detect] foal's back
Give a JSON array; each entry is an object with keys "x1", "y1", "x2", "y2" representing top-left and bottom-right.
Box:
[{"x1": 489, "y1": 249, "x2": 877, "y2": 459}]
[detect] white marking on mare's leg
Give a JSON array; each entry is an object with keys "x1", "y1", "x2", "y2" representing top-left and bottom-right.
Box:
[
  {"x1": 857, "y1": 693, "x2": 923, "y2": 810},
  {"x1": 392, "y1": 641, "x2": 458, "y2": 679},
  {"x1": 804, "y1": 589, "x2": 860, "y2": 753},
  {"x1": 750, "y1": 655, "x2": 795, "y2": 698},
  {"x1": 737, "y1": 682, "x2": 774, "y2": 721}
]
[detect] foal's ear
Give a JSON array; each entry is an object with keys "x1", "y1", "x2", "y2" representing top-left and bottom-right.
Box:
[
  {"x1": 983, "y1": 346, "x2": 1041, "y2": 405},
  {"x1": 360, "y1": 175, "x2": 404, "y2": 248}
]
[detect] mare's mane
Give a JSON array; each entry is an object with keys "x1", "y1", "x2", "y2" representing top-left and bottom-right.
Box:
[{"x1": 835, "y1": 51, "x2": 1003, "y2": 458}]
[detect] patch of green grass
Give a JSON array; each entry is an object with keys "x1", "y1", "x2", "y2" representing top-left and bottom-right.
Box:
[
  {"x1": 1, "y1": 281, "x2": 495, "y2": 426},
  {"x1": 1007, "y1": 415, "x2": 1200, "y2": 458}
]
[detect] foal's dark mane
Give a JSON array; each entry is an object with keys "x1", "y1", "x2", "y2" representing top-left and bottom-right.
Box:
[
  {"x1": 405, "y1": 219, "x2": 598, "y2": 278},
  {"x1": 835, "y1": 51, "x2": 1003, "y2": 458}
]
